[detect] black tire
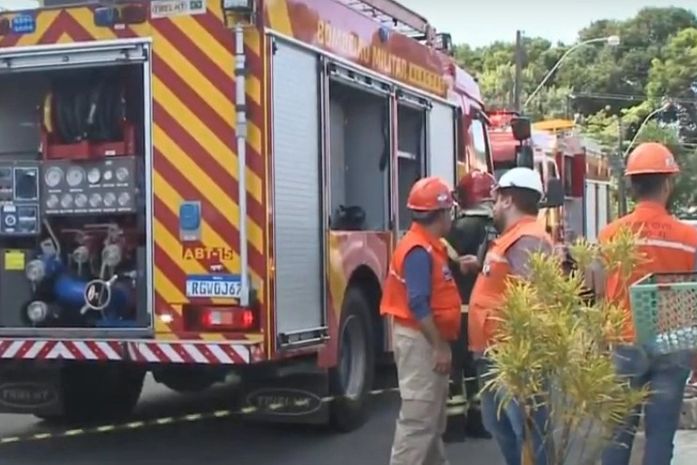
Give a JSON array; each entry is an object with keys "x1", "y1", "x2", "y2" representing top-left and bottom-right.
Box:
[
  {"x1": 35, "y1": 364, "x2": 145, "y2": 424},
  {"x1": 329, "y1": 286, "x2": 376, "y2": 432}
]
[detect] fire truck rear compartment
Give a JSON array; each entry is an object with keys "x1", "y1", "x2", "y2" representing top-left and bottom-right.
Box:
[{"x1": 0, "y1": 58, "x2": 149, "y2": 332}]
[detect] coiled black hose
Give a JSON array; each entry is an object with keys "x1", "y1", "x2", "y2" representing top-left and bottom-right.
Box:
[{"x1": 51, "y1": 71, "x2": 126, "y2": 143}]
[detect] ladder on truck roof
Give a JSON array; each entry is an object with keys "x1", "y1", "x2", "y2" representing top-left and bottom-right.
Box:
[{"x1": 337, "y1": 0, "x2": 436, "y2": 43}]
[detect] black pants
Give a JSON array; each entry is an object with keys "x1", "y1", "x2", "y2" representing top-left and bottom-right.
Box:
[
  {"x1": 450, "y1": 314, "x2": 480, "y2": 401},
  {"x1": 444, "y1": 313, "x2": 489, "y2": 441}
]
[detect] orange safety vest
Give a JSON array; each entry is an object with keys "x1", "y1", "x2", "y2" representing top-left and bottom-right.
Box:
[
  {"x1": 468, "y1": 216, "x2": 551, "y2": 352},
  {"x1": 599, "y1": 201, "x2": 697, "y2": 342},
  {"x1": 380, "y1": 223, "x2": 462, "y2": 341}
]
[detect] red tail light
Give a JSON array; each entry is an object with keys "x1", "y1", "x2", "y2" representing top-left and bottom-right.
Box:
[{"x1": 198, "y1": 306, "x2": 256, "y2": 331}]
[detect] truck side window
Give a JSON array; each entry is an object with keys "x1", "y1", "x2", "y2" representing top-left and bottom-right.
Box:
[{"x1": 469, "y1": 118, "x2": 489, "y2": 171}]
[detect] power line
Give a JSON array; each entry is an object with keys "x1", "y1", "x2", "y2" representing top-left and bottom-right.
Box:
[{"x1": 570, "y1": 92, "x2": 697, "y2": 105}]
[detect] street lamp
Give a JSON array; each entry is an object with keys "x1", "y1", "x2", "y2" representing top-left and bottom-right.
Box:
[
  {"x1": 621, "y1": 100, "x2": 673, "y2": 159},
  {"x1": 523, "y1": 35, "x2": 621, "y2": 109}
]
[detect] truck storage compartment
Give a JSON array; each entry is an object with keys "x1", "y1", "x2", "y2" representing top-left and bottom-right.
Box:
[
  {"x1": 328, "y1": 80, "x2": 390, "y2": 232},
  {"x1": 0, "y1": 60, "x2": 149, "y2": 330}
]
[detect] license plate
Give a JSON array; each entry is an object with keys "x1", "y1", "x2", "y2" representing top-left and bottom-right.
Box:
[{"x1": 185, "y1": 275, "x2": 241, "y2": 299}]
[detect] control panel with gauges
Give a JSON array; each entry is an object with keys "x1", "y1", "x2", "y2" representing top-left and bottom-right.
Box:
[
  {"x1": 41, "y1": 156, "x2": 138, "y2": 216},
  {"x1": 0, "y1": 162, "x2": 41, "y2": 236}
]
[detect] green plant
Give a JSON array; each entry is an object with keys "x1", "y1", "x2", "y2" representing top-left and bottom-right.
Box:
[{"x1": 483, "y1": 225, "x2": 649, "y2": 465}]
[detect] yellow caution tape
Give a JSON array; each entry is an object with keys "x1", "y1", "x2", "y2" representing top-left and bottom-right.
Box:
[{"x1": 0, "y1": 387, "x2": 402, "y2": 446}]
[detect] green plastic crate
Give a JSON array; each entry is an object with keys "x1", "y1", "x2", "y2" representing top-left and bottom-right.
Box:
[{"x1": 629, "y1": 272, "x2": 697, "y2": 354}]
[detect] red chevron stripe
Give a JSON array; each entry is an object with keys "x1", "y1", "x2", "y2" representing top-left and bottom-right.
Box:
[
  {"x1": 193, "y1": 10, "x2": 234, "y2": 52},
  {"x1": 152, "y1": 19, "x2": 235, "y2": 102},
  {"x1": 152, "y1": 53, "x2": 263, "y2": 178},
  {"x1": 151, "y1": 99, "x2": 265, "y2": 225},
  {"x1": 59, "y1": 11, "x2": 93, "y2": 42},
  {"x1": 37, "y1": 10, "x2": 71, "y2": 43},
  {"x1": 0, "y1": 31, "x2": 21, "y2": 47}
]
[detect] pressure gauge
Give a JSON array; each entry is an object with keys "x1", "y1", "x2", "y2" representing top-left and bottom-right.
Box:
[
  {"x1": 75, "y1": 193, "x2": 88, "y2": 208},
  {"x1": 89, "y1": 192, "x2": 102, "y2": 208},
  {"x1": 103, "y1": 192, "x2": 116, "y2": 207},
  {"x1": 115, "y1": 167, "x2": 129, "y2": 182},
  {"x1": 60, "y1": 193, "x2": 73, "y2": 208},
  {"x1": 66, "y1": 167, "x2": 85, "y2": 187},
  {"x1": 118, "y1": 192, "x2": 131, "y2": 207},
  {"x1": 46, "y1": 194, "x2": 59, "y2": 209},
  {"x1": 87, "y1": 167, "x2": 101, "y2": 184},
  {"x1": 44, "y1": 166, "x2": 63, "y2": 188}
]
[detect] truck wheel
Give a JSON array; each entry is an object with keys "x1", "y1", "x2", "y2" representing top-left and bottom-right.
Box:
[
  {"x1": 36, "y1": 364, "x2": 145, "y2": 424},
  {"x1": 329, "y1": 287, "x2": 376, "y2": 432}
]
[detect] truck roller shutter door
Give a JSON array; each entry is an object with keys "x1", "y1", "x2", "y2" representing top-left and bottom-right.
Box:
[{"x1": 271, "y1": 39, "x2": 325, "y2": 344}]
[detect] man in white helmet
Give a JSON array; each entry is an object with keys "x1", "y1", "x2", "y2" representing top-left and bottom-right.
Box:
[{"x1": 467, "y1": 167, "x2": 554, "y2": 465}]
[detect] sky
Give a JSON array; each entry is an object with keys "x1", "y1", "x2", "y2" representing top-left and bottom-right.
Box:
[
  {"x1": 400, "y1": 0, "x2": 696, "y2": 47},
  {"x1": 1, "y1": 0, "x2": 696, "y2": 47}
]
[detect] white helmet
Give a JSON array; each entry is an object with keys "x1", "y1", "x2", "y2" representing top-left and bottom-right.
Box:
[{"x1": 496, "y1": 167, "x2": 544, "y2": 196}]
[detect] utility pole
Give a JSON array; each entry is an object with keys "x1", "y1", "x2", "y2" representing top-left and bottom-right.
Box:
[
  {"x1": 514, "y1": 30, "x2": 523, "y2": 112},
  {"x1": 616, "y1": 116, "x2": 627, "y2": 216}
]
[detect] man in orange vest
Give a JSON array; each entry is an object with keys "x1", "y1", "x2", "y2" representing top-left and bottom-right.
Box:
[
  {"x1": 381, "y1": 176, "x2": 474, "y2": 465},
  {"x1": 596, "y1": 142, "x2": 697, "y2": 465},
  {"x1": 468, "y1": 167, "x2": 553, "y2": 465}
]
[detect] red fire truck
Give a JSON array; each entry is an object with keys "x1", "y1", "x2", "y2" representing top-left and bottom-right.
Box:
[
  {"x1": 532, "y1": 119, "x2": 614, "y2": 243},
  {"x1": 0, "y1": 0, "x2": 495, "y2": 430},
  {"x1": 487, "y1": 110, "x2": 565, "y2": 241}
]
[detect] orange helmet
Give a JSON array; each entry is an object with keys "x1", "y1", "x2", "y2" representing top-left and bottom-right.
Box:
[
  {"x1": 407, "y1": 176, "x2": 455, "y2": 212},
  {"x1": 625, "y1": 142, "x2": 680, "y2": 176},
  {"x1": 456, "y1": 170, "x2": 496, "y2": 208}
]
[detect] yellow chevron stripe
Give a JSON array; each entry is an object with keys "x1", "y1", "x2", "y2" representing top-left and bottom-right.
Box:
[
  {"x1": 56, "y1": 33, "x2": 73, "y2": 44},
  {"x1": 153, "y1": 262, "x2": 186, "y2": 324},
  {"x1": 153, "y1": 170, "x2": 264, "y2": 300},
  {"x1": 244, "y1": 28, "x2": 261, "y2": 55},
  {"x1": 265, "y1": 0, "x2": 293, "y2": 36},
  {"x1": 153, "y1": 41, "x2": 234, "y2": 128},
  {"x1": 152, "y1": 75, "x2": 263, "y2": 196},
  {"x1": 153, "y1": 125, "x2": 264, "y2": 254},
  {"x1": 328, "y1": 235, "x2": 349, "y2": 317},
  {"x1": 69, "y1": 9, "x2": 117, "y2": 40}
]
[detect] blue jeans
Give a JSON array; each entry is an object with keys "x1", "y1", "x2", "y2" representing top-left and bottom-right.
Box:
[
  {"x1": 601, "y1": 345, "x2": 691, "y2": 465},
  {"x1": 476, "y1": 359, "x2": 550, "y2": 465}
]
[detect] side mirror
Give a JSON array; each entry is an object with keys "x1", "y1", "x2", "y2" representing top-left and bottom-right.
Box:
[
  {"x1": 541, "y1": 178, "x2": 564, "y2": 208},
  {"x1": 435, "y1": 33, "x2": 454, "y2": 56},
  {"x1": 511, "y1": 116, "x2": 532, "y2": 141},
  {"x1": 515, "y1": 145, "x2": 534, "y2": 169}
]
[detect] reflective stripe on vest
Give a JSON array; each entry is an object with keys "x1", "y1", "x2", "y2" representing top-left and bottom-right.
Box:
[
  {"x1": 634, "y1": 238, "x2": 697, "y2": 254},
  {"x1": 600, "y1": 202, "x2": 697, "y2": 342}
]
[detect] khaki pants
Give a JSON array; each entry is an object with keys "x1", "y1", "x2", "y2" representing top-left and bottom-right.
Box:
[{"x1": 389, "y1": 324, "x2": 450, "y2": 465}]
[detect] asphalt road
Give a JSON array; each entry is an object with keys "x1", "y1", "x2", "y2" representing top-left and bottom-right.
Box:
[
  {"x1": 0, "y1": 374, "x2": 503, "y2": 465},
  {"x1": 1, "y1": 376, "x2": 694, "y2": 465}
]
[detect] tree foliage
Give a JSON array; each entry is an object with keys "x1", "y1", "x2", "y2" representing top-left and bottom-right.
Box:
[{"x1": 455, "y1": 7, "x2": 697, "y2": 213}]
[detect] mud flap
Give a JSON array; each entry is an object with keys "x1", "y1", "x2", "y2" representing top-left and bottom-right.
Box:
[
  {"x1": 0, "y1": 364, "x2": 63, "y2": 415},
  {"x1": 240, "y1": 371, "x2": 330, "y2": 425}
]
